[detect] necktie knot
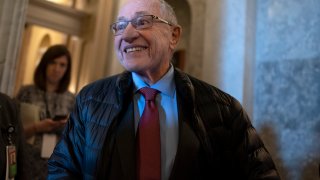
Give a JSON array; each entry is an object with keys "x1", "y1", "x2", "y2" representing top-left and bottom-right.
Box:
[{"x1": 139, "y1": 87, "x2": 159, "y2": 101}]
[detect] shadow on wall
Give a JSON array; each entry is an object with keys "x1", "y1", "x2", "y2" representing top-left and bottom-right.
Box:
[
  {"x1": 301, "y1": 161, "x2": 320, "y2": 180},
  {"x1": 258, "y1": 122, "x2": 320, "y2": 180},
  {"x1": 254, "y1": 57, "x2": 320, "y2": 180},
  {"x1": 258, "y1": 123, "x2": 288, "y2": 180},
  {"x1": 300, "y1": 119, "x2": 320, "y2": 180}
]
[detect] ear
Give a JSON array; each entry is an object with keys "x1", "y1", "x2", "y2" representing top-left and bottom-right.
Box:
[{"x1": 169, "y1": 25, "x2": 182, "y2": 50}]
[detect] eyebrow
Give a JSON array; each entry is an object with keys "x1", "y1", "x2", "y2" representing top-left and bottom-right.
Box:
[{"x1": 117, "y1": 11, "x2": 150, "y2": 21}]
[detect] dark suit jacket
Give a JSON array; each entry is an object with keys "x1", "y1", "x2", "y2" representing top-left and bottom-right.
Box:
[
  {"x1": 0, "y1": 93, "x2": 26, "y2": 180},
  {"x1": 48, "y1": 69, "x2": 280, "y2": 180}
]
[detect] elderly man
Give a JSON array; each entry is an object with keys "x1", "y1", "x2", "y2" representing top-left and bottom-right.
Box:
[{"x1": 48, "y1": 0, "x2": 280, "y2": 179}]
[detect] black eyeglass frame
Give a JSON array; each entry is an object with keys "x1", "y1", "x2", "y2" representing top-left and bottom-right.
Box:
[{"x1": 110, "y1": 14, "x2": 173, "y2": 36}]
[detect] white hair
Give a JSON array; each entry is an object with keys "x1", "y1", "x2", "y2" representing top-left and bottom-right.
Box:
[{"x1": 158, "y1": 0, "x2": 178, "y2": 25}]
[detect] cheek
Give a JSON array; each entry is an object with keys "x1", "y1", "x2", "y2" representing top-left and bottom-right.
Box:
[
  {"x1": 114, "y1": 40, "x2": 123, "y2": 58},
  {"x1": 61, "y1": 67, "x2": 68, "y2": 74},
  {"x1": 46, "y1": 66, "x2": 53, "y2": 74},
  {"x1": 114, "y1": 38, "x2": 121, "y2": 51},
  {"x1": 154, "y1": 31, "x2": 171, "y2": 48}
]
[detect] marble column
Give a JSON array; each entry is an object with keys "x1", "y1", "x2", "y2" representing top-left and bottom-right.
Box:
[
  {"x1": 185, "y1": 0, "x2": 206, "y2": 78},
  {"x1": 0, "y1": 0, "x2": 28, "y2": 96},
  {"x1": 201, "y1": 0, "x2": 250, "y2": 104},
  {"x1": 254, "y1": 0, "x2": 320, "y2": 179}
]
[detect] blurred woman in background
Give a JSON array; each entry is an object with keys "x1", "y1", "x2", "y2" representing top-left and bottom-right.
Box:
[{"x1": 16, "y1": 44, "x2": 75, "y2": 179}]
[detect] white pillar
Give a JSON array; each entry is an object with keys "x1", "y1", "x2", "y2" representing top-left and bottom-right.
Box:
[
  {"x1": 202, "y1": 0, "x2": 254, "y2": 106},
  {"x1": 0, "y1": 0, "x2": 28, "y2": 96}
]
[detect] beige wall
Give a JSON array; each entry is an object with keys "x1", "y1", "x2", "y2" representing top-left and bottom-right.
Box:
[
  {"x1": 75, "y1": 0, "x2": 117, "y2": 91},
  {"x1": 21, "y1": 25, "x2": 67, "y2": 86},
  {"x1": 15, "y1": 0, "x2": 117, "y2": 94}
]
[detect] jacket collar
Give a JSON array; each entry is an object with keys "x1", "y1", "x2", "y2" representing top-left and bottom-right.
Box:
[
  {"x1": 173, "y1": 68, "x2": 195, "y2": 108},
  {"x1": 116, "y1": 71, "x2": 133, "y2": 107},
  {"x1": 113, "y1": 68, "x2": 205, "y2": 180}
]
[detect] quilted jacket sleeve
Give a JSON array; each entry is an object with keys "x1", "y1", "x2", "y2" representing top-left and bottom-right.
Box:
[
  {"x1": 230, "y1": 101, "x2": 280, "y2": 180},
  {"x1": 47, "y1": 77, "x2": 119, "y2": 180},
  {"x1": 47, "y1": 94, "x2": 85, "y2": 179},
  {"x1": 190, "y1": 75, "x2": 280, "y2": 179}
]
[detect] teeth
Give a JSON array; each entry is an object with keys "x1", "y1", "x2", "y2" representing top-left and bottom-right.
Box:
[{"x1": 125, "y1": 47, "x2": 146, "y2": 53}]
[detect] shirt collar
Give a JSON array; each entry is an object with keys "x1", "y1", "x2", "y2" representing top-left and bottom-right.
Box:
[{"x1": 132, "y1": 65, "x2": 176, "y2": 97}]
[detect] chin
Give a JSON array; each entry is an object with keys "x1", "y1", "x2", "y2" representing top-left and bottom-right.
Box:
[
  {"x1": 121, "y1": 59, "x2": 140, "y2": 71},
  {"x1": 123, "y1": 65, "x2": 138, "y2": 72}
]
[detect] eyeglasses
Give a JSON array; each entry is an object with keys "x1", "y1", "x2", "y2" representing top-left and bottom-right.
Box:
[{"x1": 110, "y1": 15, "x2": 172, "y2": 36}]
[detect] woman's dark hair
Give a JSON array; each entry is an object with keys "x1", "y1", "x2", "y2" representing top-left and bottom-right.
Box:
[{"x1": 34, "y1": 44, "x2": 72, "y2": 93}]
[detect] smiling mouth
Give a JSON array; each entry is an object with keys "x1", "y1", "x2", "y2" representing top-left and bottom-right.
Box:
[{"x1": 124, "y1": 47, "x2": 147, "y2": 53}]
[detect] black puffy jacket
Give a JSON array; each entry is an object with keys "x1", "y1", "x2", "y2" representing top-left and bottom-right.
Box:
[{"x1": 48, "y1": 69, "x2": 280, "y2": 180}]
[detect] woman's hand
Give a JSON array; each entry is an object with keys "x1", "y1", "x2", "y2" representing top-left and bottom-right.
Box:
[
  {"x1": 24, "y1": 117, "x2": 68, "y2": 138},
  {"x1": 34, "y1": 118, "x2": 68, "y2": 133}
]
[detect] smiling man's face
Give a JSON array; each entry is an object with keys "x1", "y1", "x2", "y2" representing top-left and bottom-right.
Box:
[{"x1": 114, "y1": 0, "x2": 177, "y2": 81}]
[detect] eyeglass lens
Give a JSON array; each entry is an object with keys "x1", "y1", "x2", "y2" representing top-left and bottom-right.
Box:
[{"x1": 112, "y1": 15, "x2": 153, "y2": 35}]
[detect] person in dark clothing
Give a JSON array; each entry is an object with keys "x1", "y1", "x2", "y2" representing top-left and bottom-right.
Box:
[
  {"x1": 0, "y1": 92, "x2": 26, "y2": 179},
  {"x1": 48, "y1": 0, "x2": 280, "y2": 179}
]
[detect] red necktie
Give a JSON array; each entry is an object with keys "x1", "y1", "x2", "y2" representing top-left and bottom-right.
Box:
[{"x1": 137, "y1": 87, "x2": 161, "y2": 180}]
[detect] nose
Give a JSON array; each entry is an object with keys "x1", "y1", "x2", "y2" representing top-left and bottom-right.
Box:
[
  {"x1": 53, "y1": 63, "x2": 63, "y2": 72},
  {"x1": 51, "y1": 63, "x2": 58, "y2": 71},
  {"x1": 121, "y1": 23, "x2": 139, "y2": 42}
]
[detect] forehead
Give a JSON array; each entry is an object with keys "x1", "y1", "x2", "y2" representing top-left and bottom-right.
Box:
[
  {"x1": 118, "y1": 0, "x2": 161, "y2": 19},
  {"x1": 52, "y1": 55, "x2": 68, "y2": 63}
]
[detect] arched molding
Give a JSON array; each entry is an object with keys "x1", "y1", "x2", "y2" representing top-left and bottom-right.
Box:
[{"x1": 26, "y1": 0, "x2": 89, "y2": 36}]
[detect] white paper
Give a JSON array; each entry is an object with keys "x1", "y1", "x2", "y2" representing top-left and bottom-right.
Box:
[
  {"x1": 41, "y1": 134, "x2": 57, "y2": 158},
  {"x1": 20, "y1": 102, "x2": 40, "y2": 144}
]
